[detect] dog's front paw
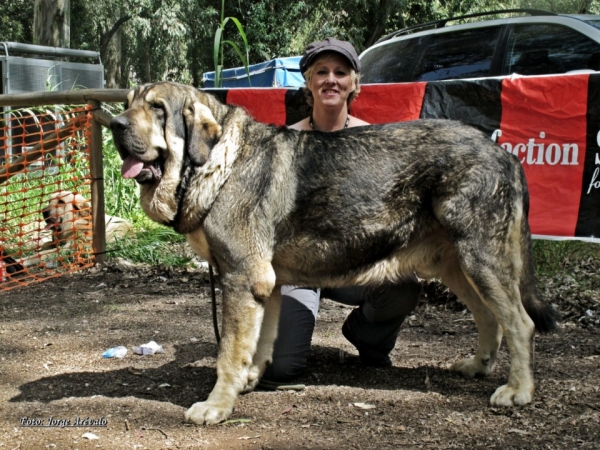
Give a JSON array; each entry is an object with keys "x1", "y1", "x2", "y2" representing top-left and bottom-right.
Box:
[
  {"x1": 451, "y1": 356, "x2": 493, "y2": 378},
  {"x1": 184, "y1": 401, "x2": 233, "y2": 425},
  {"x1": 490, "y1": 384, "x2": 532, "y2": 406}
]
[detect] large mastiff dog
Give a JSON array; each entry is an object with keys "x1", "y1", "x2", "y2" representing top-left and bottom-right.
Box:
[{"x1": 110, "y1": 81, "x2": 557, "y2": 425}]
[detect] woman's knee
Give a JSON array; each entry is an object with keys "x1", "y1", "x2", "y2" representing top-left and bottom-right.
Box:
[{"x1": 362, "y1": 278, "x2": 422, "y2": 323}]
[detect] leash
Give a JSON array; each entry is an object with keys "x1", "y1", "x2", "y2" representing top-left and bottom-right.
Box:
[{"x1": 209, "y1": 264, "x2": 221, "y2": 344}]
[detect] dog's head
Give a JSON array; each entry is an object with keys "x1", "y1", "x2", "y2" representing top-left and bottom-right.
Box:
[
  {"x1": 110, "y1": 82, "x2": 224, "y2": 186},
  {"x1": 42, "y1": 191, "x2": 91, "y2": 235}
]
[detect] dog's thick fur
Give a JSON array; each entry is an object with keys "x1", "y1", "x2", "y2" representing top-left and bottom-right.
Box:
[
  {"x1": 111, "y1": 81, "x2": 558, "y2": 425},
  {"x1": 21, "y1": 191, "x2": 133, "y2": 268}
]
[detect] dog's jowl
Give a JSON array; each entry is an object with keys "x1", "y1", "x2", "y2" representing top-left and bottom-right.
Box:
[{"x1": 111, "y1": 81, "x2": 558, "y2": 425}]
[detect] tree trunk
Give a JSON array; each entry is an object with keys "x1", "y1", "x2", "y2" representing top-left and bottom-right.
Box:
[
  {"x1": 103, "y1": 27, "x2": 122, "y2": 88},
  {"x1": 33, "y1": 0, "x2": 70, "y2": 48},
  {"x1": 578, "y1": 0, "x2": 593, "y2": 13},
  {"x1": 142, "y1": 37, "x2": 152, "y2": 83},
  {"x1": 363, "y1": 0, "x2": 406, "y2": 49},
  {"x1": 100, "y1": 13, "x2": 132, "y2": 89}
]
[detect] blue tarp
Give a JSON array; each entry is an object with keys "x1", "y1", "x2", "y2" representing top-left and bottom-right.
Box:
[{"x1": 202, "y1": 57, "x2": 304, "y2": 88}]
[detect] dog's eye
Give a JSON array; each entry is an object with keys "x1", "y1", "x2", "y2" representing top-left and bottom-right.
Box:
[{"x1": 151, "y1": 102, "x2": 164, "y2": 113}]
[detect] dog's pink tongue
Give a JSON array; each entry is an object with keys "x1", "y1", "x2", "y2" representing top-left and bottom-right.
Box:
[{"x1": 121, "y1": 156, "x2": 144, "y2": 178}]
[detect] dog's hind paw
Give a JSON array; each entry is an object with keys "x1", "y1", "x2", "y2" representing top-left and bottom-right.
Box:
[
  {"x1": 490, "y1": 384, "x2": 533, "y2": 406},
  {"x1": 451, "y1": 356, "x2": 493, "y2": 378},
  {"x1": 184, "y1": 401, "x2": 233, "y2": 425}
]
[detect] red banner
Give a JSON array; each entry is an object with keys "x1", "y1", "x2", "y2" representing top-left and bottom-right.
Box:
[
  {"x1": 499, "y1": 76, "x2": 588, "y2": 237},
  {"x1": 352, "y1": 83, "x2": 427, "y2": 124},
  {"x1": 226, "y1": 89, "x2": 288, "y2": 125}
]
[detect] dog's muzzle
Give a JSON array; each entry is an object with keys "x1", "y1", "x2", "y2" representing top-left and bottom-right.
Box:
[{"x1": 110, "y1": 115, "x2": 164, "y2": 184}]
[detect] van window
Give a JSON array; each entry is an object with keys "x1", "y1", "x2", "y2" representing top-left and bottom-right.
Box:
[
  {"x1": 414, "y1": 27, "x2": 501, "y2": 81},
  {"x1": 360, "y1": 37, "x2": 424, "y2": 83},
  {"x1": 505, "y1": 24, "x2": 600, "y2": 75}
]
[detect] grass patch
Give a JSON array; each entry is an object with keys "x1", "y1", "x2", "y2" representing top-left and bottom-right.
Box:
[
  {"x1": 107, "y1": 223, "x2": 190, "y2": 266},
  {"x1": 533, "y1": 239, "x2": 600, "y2": 278}
]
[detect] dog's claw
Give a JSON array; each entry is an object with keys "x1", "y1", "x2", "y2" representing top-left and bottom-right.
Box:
[
  {"x1": 184, "y1": 401, "x2": 233, "y2": 425},
  {"x1": 490, "y1": 384, "x2": 533, "y2": 406},
  {"x1": 242, "y1": 378, "x2": 259, "y2": 394}
]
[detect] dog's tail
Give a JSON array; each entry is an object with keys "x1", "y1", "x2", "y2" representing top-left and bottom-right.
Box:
[{"x1": 518, "y1": 175, "x2": 559, "y2": 333}]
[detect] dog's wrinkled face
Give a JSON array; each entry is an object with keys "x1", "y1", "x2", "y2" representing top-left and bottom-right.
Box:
[
  {"x1": 110, "y1": 86, "x2": 170, "y2": 184},
  {"x1": 110, "y1": 82, "x2": 223, "y2": 186}
]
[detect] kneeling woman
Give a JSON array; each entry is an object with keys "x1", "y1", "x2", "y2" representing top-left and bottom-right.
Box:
[{"x1": 260, "y1": 38, "x2": 422, "y2": 386}]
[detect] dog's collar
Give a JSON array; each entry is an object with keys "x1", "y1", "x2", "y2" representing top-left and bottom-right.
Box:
[{"x1": 309, "y1": 114, "x2": 349, "y2": 131}]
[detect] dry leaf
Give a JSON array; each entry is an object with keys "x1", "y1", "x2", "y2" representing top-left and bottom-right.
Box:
[
  {"x1": 353, "y1": 402, "x2": 376, "y2": 410},
  {"x1": 508, "y1": 428, "x2": 530, "y2": 435},
  {"x1": 219, "y1": 419, "x2": 252, "y2": 426}
]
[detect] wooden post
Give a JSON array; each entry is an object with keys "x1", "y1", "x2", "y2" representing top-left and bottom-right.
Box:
[{"x1": 88, "y1": 100, "x2": 106, "y2": 264}]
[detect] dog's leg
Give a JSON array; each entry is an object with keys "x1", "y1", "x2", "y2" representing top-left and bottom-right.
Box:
[
  {"x1": 243, "y1": 288, "x2": 282, "y2": 393},
  {"x1": 458, "y1": 253, "x2": 536, "y2": 406},
  {"x1": 441, "y1": 262, "x2": 503, "y2": 378},
  {"x1": 185, "y1": 262, "x2": 276, "y2": 425},
  {"x1": 487, "y1": 296, "x2": 535, "y2": 406}
]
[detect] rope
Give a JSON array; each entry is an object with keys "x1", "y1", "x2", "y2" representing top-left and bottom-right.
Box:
[{"x1": 209, "y1": 264, "x2": 221, "y2": 344}]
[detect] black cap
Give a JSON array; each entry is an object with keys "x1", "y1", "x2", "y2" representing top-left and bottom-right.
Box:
[{"x1": 299, "y1": 37, "x2": 361, "y2": 76}]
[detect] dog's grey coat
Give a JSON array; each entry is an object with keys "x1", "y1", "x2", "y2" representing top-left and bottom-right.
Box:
[{"x1": 111, "y1": 82, "x2": 557, "y2": 425}]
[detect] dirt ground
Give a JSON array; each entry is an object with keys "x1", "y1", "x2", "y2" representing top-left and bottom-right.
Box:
[{"x1": 1, "y1": 257, "x2": 599, "y2": 450}]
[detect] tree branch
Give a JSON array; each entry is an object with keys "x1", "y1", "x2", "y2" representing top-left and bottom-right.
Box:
[{"x1": 100, "y1": 15, "x2": 132, "y2": 59}]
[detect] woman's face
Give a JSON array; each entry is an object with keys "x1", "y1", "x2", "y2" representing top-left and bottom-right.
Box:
[{"x1": 307, "y1": 53, "x2": 356, "y2": 109}]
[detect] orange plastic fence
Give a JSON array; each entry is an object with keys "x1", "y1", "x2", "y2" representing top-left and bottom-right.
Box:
[{"x1": 0, "y1": 105, "x2": 95, "y2": 292}]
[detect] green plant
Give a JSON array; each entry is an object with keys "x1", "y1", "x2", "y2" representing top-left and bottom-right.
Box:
[{"x1": 213, "y1": 0, "x2": 251, "y2": 87}]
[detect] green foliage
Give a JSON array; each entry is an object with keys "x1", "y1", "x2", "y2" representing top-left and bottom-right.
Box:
[
  {"x1": 7, "y1": 0, "x2": 598, "y2": 88},
  {"x1": 0, "y1": 0, "x2": 34, "y2": 42}
]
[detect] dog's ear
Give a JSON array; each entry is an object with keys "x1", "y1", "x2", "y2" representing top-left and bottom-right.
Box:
[{"x1": 183, "y1": 100, "x2": 222, "y2": 166}]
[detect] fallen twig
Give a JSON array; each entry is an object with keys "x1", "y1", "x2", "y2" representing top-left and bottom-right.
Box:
[{"x1": 141, "y1": 427, "x2": 168, "y2": 438}]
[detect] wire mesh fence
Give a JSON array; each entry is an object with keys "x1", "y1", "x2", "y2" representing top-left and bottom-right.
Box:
[{"x1": 0, "y1": 105, "x2": 95, "y2": 291}]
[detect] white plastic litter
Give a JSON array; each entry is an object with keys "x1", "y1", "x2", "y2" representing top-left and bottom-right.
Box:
[
  {"x1": 132, "y1": 341, "x2": 164, "y2": 355},
  {"x1": 102, "y1": 346, "x2": 127, "y2": 358}
]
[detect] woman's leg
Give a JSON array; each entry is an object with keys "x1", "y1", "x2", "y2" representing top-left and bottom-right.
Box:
[
  {"x1": 323, "y1": 276, "x2": 422, "y2": 366},
  {"x1": 261, "y1": 286, "x2": 320, "y2": 382}
]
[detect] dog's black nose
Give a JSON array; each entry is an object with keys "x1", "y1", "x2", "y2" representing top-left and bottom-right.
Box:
[{"x1": 110, "y1": 115, "x2": 130, "y2": 132}]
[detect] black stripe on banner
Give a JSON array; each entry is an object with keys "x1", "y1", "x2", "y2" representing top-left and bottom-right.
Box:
[
  {"x1": 201, "y1": 89, "x2": 228, "y2": 105},
  {"x1": 420, "y1": 79, "x2": 502, "y2": 137},
  {"x1": 574, "y1": 74, "x2": 600, "y2": 239},
  {"x1": 284, "y1": 88, "x2": 311, "y2": 126}
]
